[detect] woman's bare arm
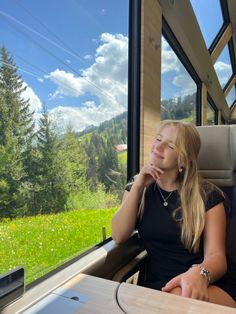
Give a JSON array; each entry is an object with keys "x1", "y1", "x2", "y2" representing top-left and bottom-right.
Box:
[
  {"x1": 201, "y1": 202, "x2": 227, "y2": 282},
  {"x1": 112, "y1": 183, "x2": 144, "y2": 243},
  {"x1": 112, "y1": 164, "x2": 163, "y2": 243}
]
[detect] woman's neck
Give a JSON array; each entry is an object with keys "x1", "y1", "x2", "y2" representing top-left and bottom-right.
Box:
[{"x1": 157, "y1": 170, "x2": 178, "y2": 191}]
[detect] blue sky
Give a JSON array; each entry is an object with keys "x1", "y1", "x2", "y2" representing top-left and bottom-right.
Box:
[
  {"x1": 161, "y1": 0, "x2": 233, "y2": 103},
  {"x1": 0, "y1": 0, "x2": 129, "y2": 132},
  {"x1": 190, "y1": 0, "x2": 224, "y2": 49},
  {"x1": 191, "y1": 0, "x2": 233, "y2": 91},
  {"x1": 0, "y1": 0, "x2": 233, "y2": 132}
]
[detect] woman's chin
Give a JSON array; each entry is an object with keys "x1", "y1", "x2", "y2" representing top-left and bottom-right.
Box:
[{"x1": 149, "y1": 158, "x2": 162, "y2": 167}]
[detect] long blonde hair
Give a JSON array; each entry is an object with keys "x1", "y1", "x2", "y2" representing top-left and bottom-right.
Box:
[{"x1": 139, "y1": 120, "x2": 212, "y2": 253}]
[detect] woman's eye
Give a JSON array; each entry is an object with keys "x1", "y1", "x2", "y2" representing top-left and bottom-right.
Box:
[{"x1": 167, "y1": 144, "x2": 174, "y2": 149}]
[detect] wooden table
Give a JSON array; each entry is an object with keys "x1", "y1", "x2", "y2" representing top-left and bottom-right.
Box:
[
  {"x1": 10, "y1": 274, "x2": 236, "y2": 313},
  {"x1": 23, "y1": 274, "x2": 123, "y2": 314},
  {"x1": 117, "y1": 282, "x2": 236, "y2": 314}
]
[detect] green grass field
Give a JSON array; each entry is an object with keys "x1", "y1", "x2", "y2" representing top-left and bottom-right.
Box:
[{"x1": 0, "y1": 207, "x2": 117, "y2": 284}]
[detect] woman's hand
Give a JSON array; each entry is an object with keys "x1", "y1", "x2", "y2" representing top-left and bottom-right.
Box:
[
  {"x1": 161, "y1": 267, "x2": 209, "y2": 301},
  {"x1": 134, "y1": 164, "x2": 164, "y2": 189}
]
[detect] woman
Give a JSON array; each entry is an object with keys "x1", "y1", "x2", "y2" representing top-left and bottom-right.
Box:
[{"x1": 112, "y1": 120, "x2": 236, "y2": 307}]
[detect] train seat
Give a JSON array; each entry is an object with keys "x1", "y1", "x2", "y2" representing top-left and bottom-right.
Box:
[{"x1": 197, "y1": 125, "x2": 236, "y2": 290}]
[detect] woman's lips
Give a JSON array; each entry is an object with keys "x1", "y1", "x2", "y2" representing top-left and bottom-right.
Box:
[{"x1": 151, "y1": 151, "x2": 164, "y2": 159}]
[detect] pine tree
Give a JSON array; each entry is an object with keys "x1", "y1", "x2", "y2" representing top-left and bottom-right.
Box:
[
  {"x1": 35, "y1": 105, "x2": 68, "y2": 213},
  {"x1": 98, "y1": 138, "x2": 119, "y2": 192},
  {"x1": 0, "y1": 47, "x2": 34, "y2": 217},
  {"x1": 56, "y1": 128, "x2": 87, "y2": 192}
]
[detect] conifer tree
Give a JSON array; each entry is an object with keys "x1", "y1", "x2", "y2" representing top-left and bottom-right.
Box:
[
  {"x1": 98, "y1": 138, "x2": 119, "y2": 192},
  {"x1": 36, "y1": 105, "x2": 67, "y2": 213},
  {"x1": 0, "y1": 47, "x2": 34, "y2": 217},
  {"x1": 56, "y1": 128, "x2": 87, "y2": 192}
]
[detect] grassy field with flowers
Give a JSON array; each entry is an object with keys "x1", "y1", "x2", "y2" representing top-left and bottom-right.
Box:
[{"x1": 0, "y1": 207, "x2": 117, "y2": 284}]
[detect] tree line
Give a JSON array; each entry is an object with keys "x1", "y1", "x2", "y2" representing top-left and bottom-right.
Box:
[
  {"x1": 161, "y1": 94, "x2": 196, "y2": 121},
  {"x1": 0, "y1": 47, "x2": 127, "y2": 219}
]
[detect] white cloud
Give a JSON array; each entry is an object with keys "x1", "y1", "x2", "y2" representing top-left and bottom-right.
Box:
[
  {"x1": 84, "y1": 54, "x2": 92, "y2": 60},
  {"x1": 214, "y1": 61, "x2": 232, "y2": 86},
  {"x1": 44, "y1": 32, "x2": 128, "y2": 132},
  {"x1": 161, "y1": 37, "x2": 180, "y2": 74},
  {"x1": 21, "y1": 82, "x2": 43, "y2": 114},
  {"x1": 37, "y1": 77, "x2": 44, "y2": 83},
  {"x1": 48, "y1": 104, "x2": 115, "y2": 133},
  {"x1": 172, "y1": 65, "x2": 196, "y2": 97},
  {"x1": 45, "y1": 69, "x2": 85, "y2": 97},
  {"x1": 161, "y1": 37, "x2": 196, "y2": 98}
]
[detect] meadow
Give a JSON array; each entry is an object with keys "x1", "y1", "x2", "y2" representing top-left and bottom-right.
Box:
[{"x1": 0, "y1": 207, "x2": 117, "y2": 284}]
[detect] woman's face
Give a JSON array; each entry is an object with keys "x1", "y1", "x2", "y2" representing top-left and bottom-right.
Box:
[{"x1": 149, "y1": 125, "x2": 179, "y2": 171}]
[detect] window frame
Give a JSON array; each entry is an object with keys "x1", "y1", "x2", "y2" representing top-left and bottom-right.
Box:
[
  {"x1": 162, "y1": 18, "x2": 202, "y2": 125},
  {"x1": 127, "y1": 0, "x2": 141, "y2": 180}
]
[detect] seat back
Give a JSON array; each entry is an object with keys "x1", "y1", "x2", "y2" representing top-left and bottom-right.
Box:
[{"x1": 197, "y1": 125, "x2": 236, "y2": 280}]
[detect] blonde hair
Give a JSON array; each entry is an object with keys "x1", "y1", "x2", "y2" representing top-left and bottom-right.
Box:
[{"x1": 138, "y1": 120, "x2": 216, "y2": 253}]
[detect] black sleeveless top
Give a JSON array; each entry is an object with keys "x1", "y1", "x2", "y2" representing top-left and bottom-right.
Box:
[{"x1": 126, "y1": 182, "x2": 225, "y2": 291}]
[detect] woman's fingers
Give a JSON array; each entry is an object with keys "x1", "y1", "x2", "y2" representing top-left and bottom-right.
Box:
[{"x1": 148, "y1": 166, "x2": 164, "y2": 180}]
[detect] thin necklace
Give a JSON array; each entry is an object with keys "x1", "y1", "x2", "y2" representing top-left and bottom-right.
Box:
[{"x1": 157, "y1": 184, "x2": 174, "y2": 207}]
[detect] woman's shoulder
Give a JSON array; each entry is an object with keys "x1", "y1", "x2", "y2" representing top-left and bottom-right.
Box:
[{"x1": 201, "y1": 180, "x2": 226, "y2": 211}]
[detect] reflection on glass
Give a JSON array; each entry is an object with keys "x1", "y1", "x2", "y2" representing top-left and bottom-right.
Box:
[
  {"x1": 214, "y1": 45, "x2": 233, "y2": 88},
  {"x1": 206, "y1": 102, "x2": 215, "y2": 125},
  {"x1": 226, "y1": 85, "x2": 236, "y2": 108},
  {"x1": 0, "y1": 0, "x2": 128, "y2": 284},
  {"x1": 190, "y1": 0, "x2": 224, "y2": 48},
  {"x1": 161, "y1": 36, "x2": 197, "y2": 123}
]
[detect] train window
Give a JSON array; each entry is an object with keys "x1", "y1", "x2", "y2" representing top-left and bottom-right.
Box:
[
  {"x1": 214, "y1": 44, "x2": 233, "y2": 89},
  {"x1": 226, "y1": 85, "x2": 236, "y2": 108},
  {"x1": 0, "y1": 0, "x2": 129, "y2": 285},
  {"x1": 161, "y1": 36, "x2": 197, "y2": 123},
  {"x1": 190, "y1": 0, "x2": 224, "y2": 49}
]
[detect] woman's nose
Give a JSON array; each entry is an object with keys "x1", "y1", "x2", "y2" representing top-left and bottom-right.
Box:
[{"x1": 154, "y1": 141, "x2": 164, "y2": 151}]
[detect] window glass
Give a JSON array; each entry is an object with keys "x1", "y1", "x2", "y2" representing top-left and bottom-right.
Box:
[
  {"x1": 206, "y1": 102, "x2": 216, "y2": 125},
  {"x1": 0, "y1": 0, "x2": 128, "y2": 284},
  {"x1": 226, "y1": 85, "x2": 236, "y2": 108},
  {"x1": 161, "y1": 36, "x2": 197, "y2": 123},
  {"x1": 190, "y1": 0, "x2": 224, "y2": 48},
  {"x1": 214, "y1": 45, "x2": 233, "y2": 89}
]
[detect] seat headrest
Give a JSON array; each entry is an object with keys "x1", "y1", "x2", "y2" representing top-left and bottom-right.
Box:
[{"x1": 197, "y1": 125, "x2": 236, "y2": 186}]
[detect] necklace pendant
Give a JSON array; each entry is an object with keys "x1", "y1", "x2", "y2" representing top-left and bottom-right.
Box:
[{"x1": 163, "y1": 201, "x2": 168, "y2": 206}]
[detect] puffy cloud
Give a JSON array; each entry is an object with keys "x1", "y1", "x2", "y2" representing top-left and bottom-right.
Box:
[
  {"x1": 45, "y1": 69, "x2": 85, "y2": 98},
  {"x1": 21, "y1": 82, "x2": 42, "y2": 113},
  {"x1": 161, "y1": 37, "x2": 180, "y2": 74},
  {"x1": 214, "y1": 61, "x2": 232, "y2": 86},
  {"x1": 172, "y1": 65, "x2": 197, "y2": 97},
  {"x1": 48, "y1": 103, "x2": 118, "y2": 133},
  {"x1": 44, "y1": 32, "x2": 128, "y2": 132},
  {"x1": 161, "y1": 37, "x2": 196, "y2": 99},
  {"x1": 46, "y1": 33, "x2": 128, "y2": 102}
]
